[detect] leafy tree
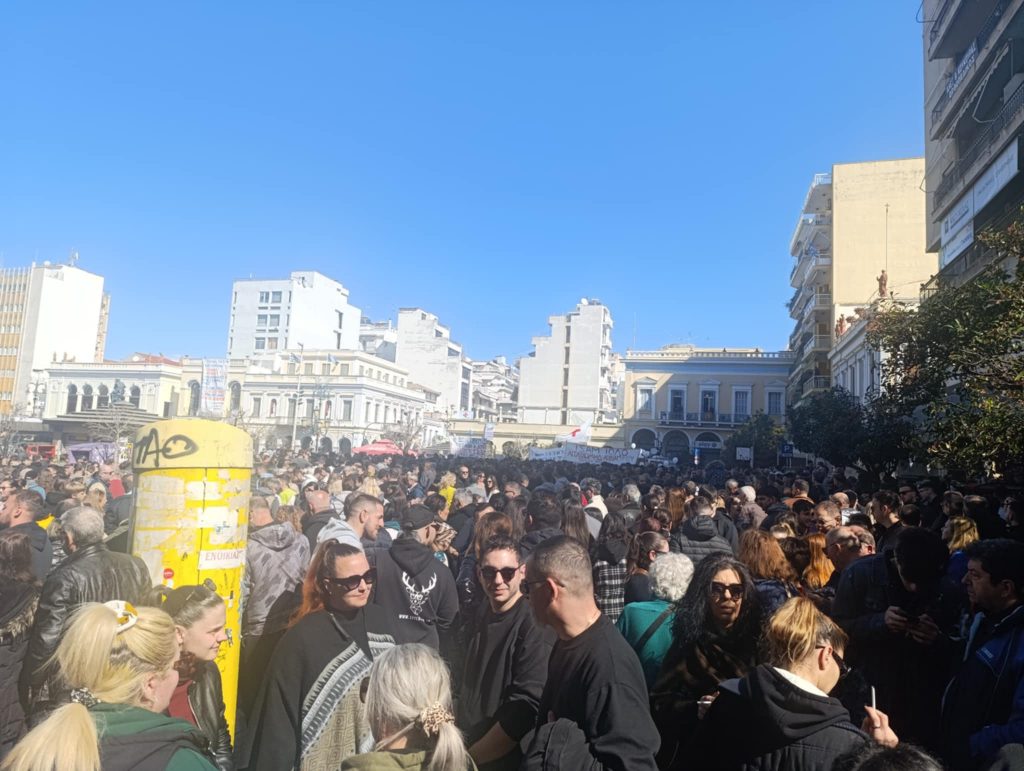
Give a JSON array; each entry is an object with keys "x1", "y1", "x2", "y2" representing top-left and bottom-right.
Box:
[
  {"x1": 787, "y1": 388, "x2": 915, "y2": 478},
  {"x1": 867, "y1": 220, "x2": 1024, "y2": 477},
  {"x1": 724, "y1": 412, "x2": 785, "y2": 467}
]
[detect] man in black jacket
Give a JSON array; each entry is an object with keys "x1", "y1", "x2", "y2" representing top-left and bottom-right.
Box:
[
  {"x1": 373, "y1": 504, "x2": 458, "y2": 649},
  {"x1": 301, "y1": 489, "x2": 338, "y2": 552},
  {"x1": 0, "y1": 489, "x2": 52, "y2": 581},
  {"x1": 524, "y1": 535, "x2": 659, "y2": 771},
  {"x1": 519, "y1": 491, "x2": 563, "y2": 557},
  {"x1": 21, "y1": 506, "x2": 151, "y2": 720},
  {"x1": 459, "y1": 536, "x2": 553, "y2": 771},
  {"x1": 833, "y1": 527, "x2": 961, "y2": 751}
]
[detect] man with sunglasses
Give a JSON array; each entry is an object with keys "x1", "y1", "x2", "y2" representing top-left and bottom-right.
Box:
[{"x1": 458, "y1": 536, "x2": 553, "y2": 771}]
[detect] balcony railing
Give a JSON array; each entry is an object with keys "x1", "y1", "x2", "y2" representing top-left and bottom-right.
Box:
[
  {"x1": 930, "y1": 0, "x2": 960, "y2": 46},
  {"x1": 801, "y1": 376, "x2": 832, "y2": 397},
  {"x1": 931, "y1": 2, "x2": 1009, "y2": 131},
  {"x1": 655, "y1": 411, "x2": 759, "y2": 427},
  {"x1": 934, "y1": 79, "x2": 1024, "y2": 209}
]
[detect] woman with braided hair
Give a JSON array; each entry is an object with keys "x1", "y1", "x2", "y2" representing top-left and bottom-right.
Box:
[
  {"x1": 2, "y1": 601, "x2": 215, "y2": 771},
  {"x1": 343, "y1": 643, "x2": 473, "y2": 771}
]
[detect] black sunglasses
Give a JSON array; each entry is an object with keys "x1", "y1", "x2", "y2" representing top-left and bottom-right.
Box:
[
  {"x1": 520, "y1": 578, "x2": 551, "y2": 597},
  {"x1": 710, "y1": 582, "x2": 744, "y2": 600},
  {"x1": 817, "y1": 645, "x2": 851, "y2": 680},
  {"x1": 480, "y1": 566, "x2": 519, "y2": 584},
  {"x1": 324, "y1": 569, "x2": 377, "y2": 593}
]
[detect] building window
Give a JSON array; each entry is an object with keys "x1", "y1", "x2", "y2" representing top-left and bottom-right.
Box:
[
  {"x1": 365, "y1": 402, "x2": 372, "y2": 422},
  {"x1": 259, "y1": 291, "x2": 270, "y2": 303},
  {"x1": 340, "y1": 363, "x2": 350, "y2": 376},
  {"x1": 323, "y1": 401, "x2": 332, "y2": 419},
  {"x1": 81, "y1": 385, "x2": 93, "y2": 411},
  {"x1": 272, "y1": 291, "x2": 282, "y2": 303},
  {"x1": 255, "y1": 338, "x2": 266, "y2": 350},
  {"x1": 669, "y1": 388, "x2": 686, "y2": 417},
  {"x1": 266, "y1": 338, "x2": 278, "y2": 350},
  {"x1": 700, "y1": 390, "x2": 717, "y2": 420},
  {"x1": 269, "y1": 398, "x2": 277, "y2": 417},
  {"x1": 336, "y1": 310, "x2": 344, "y2": 328},
  {"x1": 342, "y1": 399, "x2": 353, "y2": 421},
  {"x1": 767, "y1": 391, "x2": 784, "y2": 416},
  {"x1": 304, "y1": 363, "x2": 313, "y2": 376},
  {"x1": 257, "y1": 314, "x2": 268, "y2": 327},
  {"x1": 130, "y1": 386, "x2": 141, "y2": 408},
  {"x1": 733, "y1": 390, "x2": 750, "y2": 419},
  {"x1": 637, "y1": 388, "x2": 653, "y2": 418},
  {"x1": 335, "y1": 331, "x2": 342, "y2": 348},
  {"x1": 252, "y1": 397, "x2": 262, "y2": 417},
  {"x1": 306, "y1": 399, "x2": 315, "y2": 419},
  {"x1": 322, "y1": 363, "x2": 331, "y2": 375},
  {"x1": 97, "y1": 385, "x2": 109, "y2": 408},
  {"x1": 187, "y1": 382, "x2": 200, "y2": 416},
  {"x1": 229, "y1": 382, "x2": 241, "y2": 412},
  {"x1": 269, "y1": 314, "x2": 280, "y2": 327}
]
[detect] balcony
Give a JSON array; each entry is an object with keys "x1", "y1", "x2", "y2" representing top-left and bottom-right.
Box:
[
  {"x1": 930, "y1": 0, "x2": 1003, "y2": 61},
  {"x1": 934, "y1": 80, "x2": 1024, "y2": 211},
  {"x1": 801, "y1": 376, "x2": 831, "y2": 397},
  {"x1": 657, "y1": 411, "x2": 753, "y2": 428}
]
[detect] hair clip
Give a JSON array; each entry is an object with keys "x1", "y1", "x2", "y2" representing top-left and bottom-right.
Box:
[
  {"x1": 104, "y1": 600, "x2": 138, "y2": 634},
  {"x1": 418, "y1": 703, "x2": 455, "y2": 738}
]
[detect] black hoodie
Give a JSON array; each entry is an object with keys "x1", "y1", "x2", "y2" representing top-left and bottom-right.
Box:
[
  {"x1": 687, "y1": 664, "x2": 867, "y2": 771},
  {"x1": 373, "y1": 535, "x2": 458, "y2": 649}
]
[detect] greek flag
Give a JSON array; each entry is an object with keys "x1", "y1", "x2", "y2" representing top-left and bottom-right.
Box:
[{"x1": 288, "y1": 352, "x2": 302, "y2": 363}]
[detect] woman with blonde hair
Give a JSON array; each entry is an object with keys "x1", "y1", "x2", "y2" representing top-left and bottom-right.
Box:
[
  {"x1": 342, "y1": 643, "x2": 472, "y2": 771},
  {"x1": 437, "y1": 472, "x2": 458, "y2": 510},
  {"x1": 2, "y1": 602, "x2": 215, "y2": 771},
  {"x1": 689, "y1": 597, "x2": 898, "y2": 770},
  {"x1": 942, "y1": 516, "x2": 980, "y2": 586},
  {"x1": 803, "y1": 532, "x2": 834, "y2": 591}
]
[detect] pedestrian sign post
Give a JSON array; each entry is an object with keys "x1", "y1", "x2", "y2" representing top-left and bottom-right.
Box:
[{"x1": 130, "y1": 418, "x2": 252, "y2": 739}]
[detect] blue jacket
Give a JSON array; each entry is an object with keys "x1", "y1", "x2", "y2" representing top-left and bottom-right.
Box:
[{"x1": 941, "y1": 604, "x2": 1024, "y2": 769}]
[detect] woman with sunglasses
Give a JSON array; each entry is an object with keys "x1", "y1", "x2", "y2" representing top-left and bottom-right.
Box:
[
  {"x1": 241, "y1": 540, "x2": 396, "y2": 771},
  {"x1": 650, "y1": 554, "x2": 763, "y2": 768},
  {"x1": 151, "y1": 581, "x2": 232, "y2": 771},
  {"x1": 688, "y1": 597, "x2": 898, "y2": 770}
]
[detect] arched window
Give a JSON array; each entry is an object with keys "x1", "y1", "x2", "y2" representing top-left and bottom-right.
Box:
[
  {"x1": 187, "y1": 381, "x2": 201, "y2": 416},
  {"x1": 97, "y1": 385, "x2": 110, "y2": 408},
  {"x1": 269, "y1": 398, "x2": 278, "y2": 417},
  {"x1": 81, "y1": 385, "x2": 94, "y2": 411},
  {"x1": 66, "y1": 384, "x2": 78, "y2": 414},
  {"x1": 229, "y1": 381, "x2": 241, "y2": 412},
  {"x1": 129, "y1": 386, "x2": 141, "y2": 408}
]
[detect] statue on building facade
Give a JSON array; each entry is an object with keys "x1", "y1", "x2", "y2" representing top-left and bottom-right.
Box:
[
  {"x1": 877, "y1": 269, "x2": 888, "y2": 298},
  {"x1": 111, "y1": 379, "x2": 126, "y2": 404}
]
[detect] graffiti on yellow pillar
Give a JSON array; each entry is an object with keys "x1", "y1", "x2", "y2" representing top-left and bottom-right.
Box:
[{"x1": 131, "y1": 419, "x2": 252, "y2": 738}]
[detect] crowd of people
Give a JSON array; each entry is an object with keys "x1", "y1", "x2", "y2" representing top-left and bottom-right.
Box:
[{"x1": 1, "y1": 450, "x2": 1023, "y2": 770}]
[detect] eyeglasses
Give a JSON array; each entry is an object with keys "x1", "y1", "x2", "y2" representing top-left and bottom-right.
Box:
[
  {"x1": 480, "y1": 566, "x2": 519, "y2": 584},
  {"x1": 710, "y1": 582, "x2": 744, "y2": 600},
  {"x1": 521, "y1": 577, "x2": 556, "y2": 597},
  {"x1": 325, "y1": 569, "x2": 377, "y2": 593},
  {"x1": 816, "y1": 645, "x2": 851, "y2": 680}
]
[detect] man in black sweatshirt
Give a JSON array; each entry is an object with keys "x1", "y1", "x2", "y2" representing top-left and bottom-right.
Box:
[
  {"x1": 522, "y1": 535, "x2": 660, "y2": 771},
  {"x1": 374, "y1": 504, "x2": 458, "y2": 649},
  {"x1": 459, "y1": 535, "x2": 553, "y2": 771}
]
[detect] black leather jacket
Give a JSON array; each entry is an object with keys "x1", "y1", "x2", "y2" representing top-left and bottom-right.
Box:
[
  {"x1": 189, "y1": 661, "x2": 234, "y2": 771},
  {"x1": 20, "y1": 542, "x2": 151, "y2": 715}
]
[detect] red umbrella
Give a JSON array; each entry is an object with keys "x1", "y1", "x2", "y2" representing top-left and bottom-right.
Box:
[{"x1": 352, "y1": 440, "x2": 405, "y2": 456}]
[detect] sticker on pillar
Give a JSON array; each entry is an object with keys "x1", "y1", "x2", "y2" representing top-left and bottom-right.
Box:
[
  {"x1": 198, "y1": 548, "x2": 245, "y2": 570},
  {"x1": 197, "y1": 506, "x2": 235, "y2": 529}
]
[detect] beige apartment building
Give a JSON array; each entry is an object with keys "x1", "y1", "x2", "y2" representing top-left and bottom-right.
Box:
[
  {"x1": 622, "y1": 346, "x2": 794, "y2": 465},
  {"x1": 787, "y1": 159, "x2": 935, "y2": 404},
  {"x1": 922, "y1": 0, "x2": 1024, "y2": 291}
]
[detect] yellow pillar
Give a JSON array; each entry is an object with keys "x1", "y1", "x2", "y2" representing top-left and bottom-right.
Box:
[{"x1": 130, "y1": 418, "x2": 252, "y2": 739}]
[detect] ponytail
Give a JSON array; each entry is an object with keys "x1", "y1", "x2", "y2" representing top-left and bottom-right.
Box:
[
  {"x1": 428, "y1": 721, "x2": 468, "y2": 771},
  {"x1": 1, "y1": 703, "x2": 99, "y2": 771}
]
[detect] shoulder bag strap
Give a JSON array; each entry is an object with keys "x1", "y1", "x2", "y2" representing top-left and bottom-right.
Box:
[{"x1": 634, "y1": 606, "x2": 674, "y2": 655}]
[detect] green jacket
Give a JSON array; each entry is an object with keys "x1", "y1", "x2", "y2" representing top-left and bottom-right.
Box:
[
  {"x1": 615, "y1": 599, "x2": 676, "y2": 689},
  {"x1": 92, "y1": 703, "x2": 217, "y2": 771}
]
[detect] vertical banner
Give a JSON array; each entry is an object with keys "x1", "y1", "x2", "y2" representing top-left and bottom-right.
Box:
[
  {"x1": 131, "y1": 419, "x2": 252, "y2": 739},
  {"x1": 201, "y1": 358, "x2": 228, "y2": 416}
]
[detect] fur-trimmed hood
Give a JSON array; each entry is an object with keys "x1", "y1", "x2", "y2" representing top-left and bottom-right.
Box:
[{"x1": 0, "y1": 584, "x2": 38, "y2": 641}]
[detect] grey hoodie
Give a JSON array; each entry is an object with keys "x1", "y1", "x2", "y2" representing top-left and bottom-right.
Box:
[{"x1": 242, "y1": 522, "x2": 310, "y2": 640}]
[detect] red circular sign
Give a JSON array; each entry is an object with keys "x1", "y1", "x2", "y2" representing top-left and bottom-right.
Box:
[{"x1": 162, "y1": 568, "x2": 175, "y2": 580}]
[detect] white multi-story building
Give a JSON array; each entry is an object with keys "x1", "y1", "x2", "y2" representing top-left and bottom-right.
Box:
[
  {"x1": 180, "y1": 349, "x2": 446, "y2": 453},
  {"x1": 359, "y1": 317, "x2": 398, "y2": 361},
  {"x1": 471, "y1": 357, "x2": 519, "y2": 423},
  {"x1": 226, "y1": 271, "x2": 361, "y2": 359},
  {"x1": 394, "y1": 308, "x2": 472, "y2": 416},
  {"x1": 517, "y1": 299, "x2": 614, "y2": 426},
  {"x1": 0, "y1": 261, "x2": 109, "y2": 415}
]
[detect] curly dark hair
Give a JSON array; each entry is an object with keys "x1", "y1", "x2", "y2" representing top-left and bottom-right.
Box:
[{"x1": 661, "y1": 553, "x2": 763, "y2": 670}]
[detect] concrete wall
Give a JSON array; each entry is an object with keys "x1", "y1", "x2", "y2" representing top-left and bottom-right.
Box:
[{"x1": 832, "y1": 158, "x2": 935, "y2": 305}]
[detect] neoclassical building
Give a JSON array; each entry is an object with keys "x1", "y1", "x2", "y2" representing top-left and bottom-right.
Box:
[{"x1": 622, "y1": 345, "x2": 795, "y2": 465}]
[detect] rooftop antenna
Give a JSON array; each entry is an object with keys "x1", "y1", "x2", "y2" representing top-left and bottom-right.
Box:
[
  {"x1": 884, "y1": 203, "x2": 890, "y2": 273},
  {"x1": 632, "y1": 312, "x2": 637, "y2": 349},
  {"x1": 68, "y1": 249, "x2": 79, "y2": 267}
]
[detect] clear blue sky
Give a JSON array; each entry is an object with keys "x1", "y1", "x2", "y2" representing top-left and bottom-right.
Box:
[{"x1": 1, "y1": 2, "x2": 925, "y2": 363}]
